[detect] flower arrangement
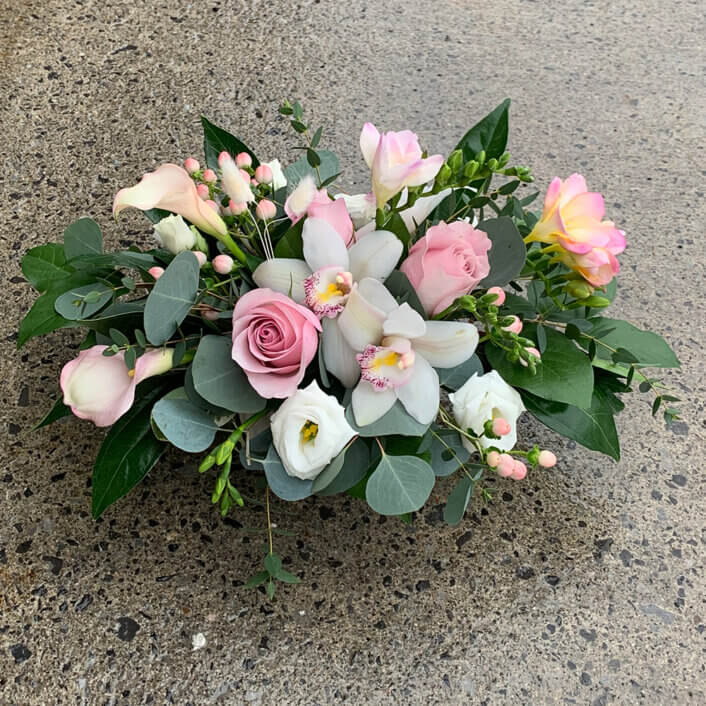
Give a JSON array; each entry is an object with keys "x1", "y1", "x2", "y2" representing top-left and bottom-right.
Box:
[{"x1": 19, "y1": 100, "x2": 681, "y2": 596}]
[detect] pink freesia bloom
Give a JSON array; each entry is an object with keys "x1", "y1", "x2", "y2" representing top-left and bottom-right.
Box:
[
  {"x1": 113, "y1": 164, "x2": 227, "y2": 238},
  {"x1": 400, "y1": 220, "x2": 492, "y2": 316},
  {"x1": 360, "y1": 123, "x2": 444, "y2": 207},
  {"x1": 60, "y1": 346, "x2": 173, "y2": 427},
  {"x1": 231, "y1": 288, "x2": 322, "y2": 398},
  {"x1": 526, "y1": 174, "x2": 626, "y2": 286}
]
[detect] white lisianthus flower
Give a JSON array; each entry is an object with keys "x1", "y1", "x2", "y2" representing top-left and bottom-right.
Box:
[
  {"x1": 270, "y1": 380, "x2": 356, "y2": 480},
  {"x1": 153, "y1": 214, "x2": 197, "y2": 254},
  {"x1": 335, "y1": 192, "x2": 377, "y2": 230},
  {"x1": 263, "y1": 159, "x2": 287, "y2": 191},
  {"x1": 449, "y1": 371, "x2": 525, "y2": 452}
]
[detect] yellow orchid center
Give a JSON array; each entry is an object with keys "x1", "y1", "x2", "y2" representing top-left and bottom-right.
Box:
[
  {"x1": 372, "y1": 351, "x2": 399, "y2": 369},
  {"x1": 317, "y1": 282, "x2": 345, "y2": 303},
  {"x1": 300, "y1": 420, "x2": 319, "y2": 443}
]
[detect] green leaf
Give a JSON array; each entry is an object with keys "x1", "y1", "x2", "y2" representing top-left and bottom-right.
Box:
[
  {"x1": 311, "y1": 126, "x2": 323, "y2": 148},
  {"x1": 273, "y1": 219, "x2": 304, "y2": 258},
  {"x1": 21, "y1": 243, "x2": 70, "y2": 292},
  {"x1": 477, "y1": 217, "x2": 526, "y2": 287},
  {"x1": 383, "y1": 270, "x2": 424, "y2": 317},
  {"x1": 365, "y1": 454, "x2": 435, "y2": 516},
  {"x1": 379, "y1": 211, "x2": 411, "y2": 252},
  {"x1": 243, "y1": 570, "x2": 269, "y2": 588},
  {"x1": 316, "y1": 439, "x2": 370, "y2": 496},
  {"x1": 275, "y1": 569, "x2": 300, "y2": 584},
  {"x1": 91, "y1": 381, "x2": 167, "y2": 518},
  {"x1": 143, "y1": 251, "x2": 200, "y2": 345},
  {"x1": 201, "y1": 115, "x2": 259, "y2": 169},
  {"x1": 486, "y1": 324, "x2": 594, "y2": 408},
  {"x1": 264, "y1": 553, "x2": 282, "y2": 577},
  {"x1": 34, "y1": 397, "x2": 72, "y2": 430},
  {"x1": 310, "y1": 446, "x2": 347, "y2": 494},
  {"x1": 191, "y1": 335, "x2": 265, "y2": 414},
  {"x1": 455, "y1": 99, "x2": 510, "y2": 161},
  {"x1": 306, "y1": 148, "x2": 321, "y2": 167},
  {"x1": 443, "y1": 474, "x2": 475, "y2": 525},
  {"x1": 437, "y1": 354, "x2": 483, "y2": 391},
  {"x1": 345, "y1": 400, "x2": 432, "y2": 438},
  {"x1": 81, "y1": 301, "x2": 146, "y2": 336},
  {"x1": 419, "y1": 427, "x2": 471, "y2": 477},
  {"x1": 283, "y1": 150, "x2": 339, "y2": 190},
  {"x1": 64, "y1": 218, "x2": 103, "y2": 259},
  {"x1": 151, "y1": 388, "x2": 220, "y2": 453},
  {"x1": 53, "y1": 283, "x2": 113, "y2": 320},
  {"x1": 588, "y1": 318, "x2": 680, "y2": 368},
  {"x1": 523, "y1": 387, "x2": 620, "y2": 461},
  {"x1": 263, "y1": 446, "x2": 313, "y2": 501}
]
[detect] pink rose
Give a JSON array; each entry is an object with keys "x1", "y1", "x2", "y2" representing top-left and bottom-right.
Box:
[
  {"x1": 360, "y1": 123, "x2": 444, "y2": 207},
  {"x1": 231, "y1": 289, "x2": 322, "y2": 398},
  {"x1": 400, "y1": 220, "x2": 492, "y2": 316},
  {"x1": 61, "y1": 346, "x2": 174, "y2": 427}
]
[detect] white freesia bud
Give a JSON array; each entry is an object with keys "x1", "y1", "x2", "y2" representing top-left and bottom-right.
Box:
[
  {"x1": 220, "y1": 154, "x2": 255, "y2": 204},
  {"x1": 153, "y1": 214, "x2": 197, "y2": 254},
  {"x1": 263, "y1": 159, "x2": 287, "y2": 191},
  {"x1": 335, "y1": 192, "x2": 377, "y2": 230},
  {"x1": 270, "y1": 380, "x2": 356, "y2": 480},
  {"x1": 449, "y1": 371, "x2": 525, "y2": 452}
]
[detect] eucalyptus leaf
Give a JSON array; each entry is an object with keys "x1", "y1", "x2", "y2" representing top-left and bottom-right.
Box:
[
  {"x1": 64, "y1": 218, "x2": 103, "y2": 259},
  {"x1": 437, "y1": 354, "x2": 483, "y2": 391},
  {"x1": 443, "y1": 474, "x2": 475, "y2": 526},
  {"x1": 311, "y1": 446, "x2": 347, "y2": 494},
  {"x1": 283, "y1": 150, "x2": 339, "y2": 190},
  {"x1": 54, "y1": 283, "x2": 113, "y2": 320},
  {"x1": 316, "y1": 439, "x2": 370, "y2": 496},
  {"x1": 365, "y1": 453, "x2": 435, "y2": 516},
  {"x1": 151, "y1": 388, "x2": 220, "y2": 453},
  {"x1": 419, "y1": 427, "x2": 471, "y2": 477},
  {"x1": 345, "y1": 399, "x2": 431, "y2": 438},
  {"x1": 263, "y1": 446, "x2": 313, "y2": 501},
  {"x1": 383, "y1": 270, "x2": 425, "y2": 317}
]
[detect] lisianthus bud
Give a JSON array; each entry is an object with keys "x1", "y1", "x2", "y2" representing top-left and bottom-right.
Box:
[
  {"x1": 254, "y1": 164, "x2": 273, "y2": 184},
  {"x1": 503, "y1": 316, "x2": 523, "y2": 335},
  {"x1": 487, "y1": 286, "x2": 506, "y2": 306},
  {"x1": 148, "y1": 266, "x2": 165, "y2": 279},
  {"x1": 497, "y1": 453, "x2": 515, "y2": 477},
  {"x1": 538, "y1": 450, "x2": 557, "y2": 468},
  {"x1": 511, "y1": 460, "x2": 527, "y2": 480},
  {"x1": 236, "y1": 152, "x2": 252, "y2": 168},
  {"x1": 255, "y1": 199, "x2": 276, "y2": 221},
  {"x1": 486, "y1": 450, "x2": 501, "y2": 468},
  {"x1": 184, "y1": 157, "x2": 200, "y2": 174},
  {"x1": 196, "y1": 183, "x2": 209, "y2": 200},
  {"x1": 491, "y1": 417, "x2": 511, "y2": 436},
  {"x1": 213, "y1": 254, "x2": 234, "y2": 275},
  {"x1": 194, "y1": 251, "x2": 207, "y2": 267},
  {"x1": 202, "y1": 169, "x2": 217, "y2": 184}
]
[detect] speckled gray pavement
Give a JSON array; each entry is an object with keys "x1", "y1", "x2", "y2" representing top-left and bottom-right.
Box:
[{"x1": 1, "y1": 1, "x2": 704, "y2": 704}]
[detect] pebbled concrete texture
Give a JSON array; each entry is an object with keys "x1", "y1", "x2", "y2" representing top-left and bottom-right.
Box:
[{"x1": 1, "y1": 0, "x2": 704, "y2": 703}]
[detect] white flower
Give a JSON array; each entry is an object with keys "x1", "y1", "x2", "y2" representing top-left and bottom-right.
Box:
[
  {"x1": 270, "y1": 380, "x2": 356, "y2": 479},
  {"x1": 153, "y1": 214, "x2": 197, "y2": 254},
  {"x1": 335, "y1": 192, "x2": 377, "y2": 230},
  {"x1": 449, "y1": 371, "x2": 525, "y2": 452},
  {"x1": 263, "y1": 159, "x2": 287, "y2": 191}
]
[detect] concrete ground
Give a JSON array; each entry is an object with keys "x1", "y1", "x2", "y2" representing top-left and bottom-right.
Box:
[{"x1": 2, "y1": 0, "x2": 704, "y2": 703}]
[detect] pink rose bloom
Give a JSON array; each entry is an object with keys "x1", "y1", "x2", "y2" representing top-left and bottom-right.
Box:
[
  {"x1": 113, "y1": 164, "x2": 227, "y2": 238},
  {"x1": 526, "y1": 173, "x2": 626, "y2": 286},
  {"x1": 400, "y1": 220, "x2": 492, "y2": 316},
  {"x1": 360, "y1": 123, "x2": 444, "y2": 207},
  {"x1": 231, "y1": 289, "x2": 322, "y2": 398},
  {"x1": 61, "y1": 346, "x2": 174, "y2": 427}
]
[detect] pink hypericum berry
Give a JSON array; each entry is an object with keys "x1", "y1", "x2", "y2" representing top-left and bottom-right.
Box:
[
  {"x1": 497, "y1": 453, "x2": 515, "y2": 477},
  {"x1": 196, "y1": 183, "x2": 210, "y2": 200},
  {"x1": 184, "y1": 157, "x2": 200, "y2": 174},
  {"x1": 193, "y1": 251, "x2": 207, "y2": 267},
  {"x1": 218, "y1": 151, "x2": 231, "y2": 167},
  {"x1": 487, "y1": 286, "x2": 506, "y2": 306},
  {"x1": 148, "y1": 266, "x2": 165, "y2": 279},
  {"x1": 255, "y1": 199, "x2": 277, "y2": 221},
  {"x1": 203, "y1": 309, "x2": 220, "y2": 321},
  {"x1": 236, "y1": 152, "x2": 252, "y2": 168},
  {"x1": 204, "y1": 199, "x2": 219, "y2": 211},
  {"x1": 239, "y1": 168, "x2": 252, "y2": 184},
  {"x1": 491, "y1": 417, "x2": 511, "y2": 437},
  {"x1": 254, "y1": 164, "x2": 273, "y2": 185},
  {"x1": 229, "y1": 199, "x2": 248, "y2": 215},
  {"x1": 538, "y1": 450, "x2": 557, "y2": 468},
  {"x1": 212, "y1": 254, "x2": 234, "y2": 275},
  {"x1": 503, "y1": 316, "x2": 523, "y2": 335},
  {"x1": 486, "y1": 450, "x2": 501, "y2": 468},
  {"x1": 511, "y1": 460, "x2": 527, "y2": 481},
  {"x1": 202, "y1": 169, "x2": 217, "y2": 184}
]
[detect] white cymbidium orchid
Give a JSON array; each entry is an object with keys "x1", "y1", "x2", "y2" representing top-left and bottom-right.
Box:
[
  {"x1": 335, "y1": 278, "x2": 479, "y2": 427},
  {"x1": 252, "y1": 218, "x2": 403, "y2": 387}
]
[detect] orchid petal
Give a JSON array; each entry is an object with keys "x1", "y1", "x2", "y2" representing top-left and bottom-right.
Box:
[
  {"x1": 382, "y1": 303, "x2": 426, "y2": 339},
  {"x1": 321, "y1": 317, "x2": 361, "y2": 388},
  {"x1": 352, "y1": 379, "x2": 396, "y2": 427},
  {"x1": 252, "y1": 258, "x2": 311, "y2": 303},
  {"x1": 395, "y1": 355, "x2": 439, "y2": 424},
  {"x1": 412, "y1": 321, "x2": 479, "y2": 368},
  {"x1": 302, "y1": 217, "x2": 350, "y2": 272},
  {"x1": 357, "y1": 277, "x2": 398, "y2": 314},
  {"x1": 337, "y1": 284, "x2": 387, "y2": 352},
  {"x1": 347, "y1": 229, "x2": 403, "y2": 282}
]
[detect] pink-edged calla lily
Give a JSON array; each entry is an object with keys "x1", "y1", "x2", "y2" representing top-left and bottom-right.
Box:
[
  {"x1": 113, "y1": 163, "x2": 227, "y2": 238},
  {"x1": 360, "y1": 123, "x2": 444, "y2": 208},
  {"x1": 335, "y1": 279, "x2": 479, "y2": 426},
  {"x1": 252, "y1": 218, "x2": 404, "y2": 387}
]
